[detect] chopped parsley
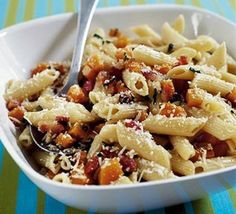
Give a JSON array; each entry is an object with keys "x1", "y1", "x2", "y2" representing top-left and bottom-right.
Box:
[
  {"x1": 167, "y1": 43, "x2": 174, "y2": 53},
  {"x1": 93, "y1": 33, "x2": 103, "y2": 40},
  {"x1": 189, "y1": 67, "x2": 201, "y2": 73}
]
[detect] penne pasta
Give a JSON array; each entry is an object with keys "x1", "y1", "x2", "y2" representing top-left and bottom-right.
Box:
[
  {"x1": 116, "y1": 121, "x2": 171, "y2": 169},
  {"x1": 143, "y1": 115, "x2": 207, "y2": 137}
]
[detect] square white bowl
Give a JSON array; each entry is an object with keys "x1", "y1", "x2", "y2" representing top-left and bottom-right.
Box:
[{"x1": 0, "y1": 4, "x2": 236, "y2": 213}]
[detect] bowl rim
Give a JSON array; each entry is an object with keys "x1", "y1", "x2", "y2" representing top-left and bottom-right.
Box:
[{"x1": 1, "y1": 3, "x2": 236, "y2": 190}]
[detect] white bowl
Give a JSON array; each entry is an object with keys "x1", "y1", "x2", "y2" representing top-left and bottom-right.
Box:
[{"x1": 0, "y1": 4, "x2": 236, "y2": 213}]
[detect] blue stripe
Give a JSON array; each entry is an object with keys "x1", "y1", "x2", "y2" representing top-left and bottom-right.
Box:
[
  {"x1": 16, "y1": 0, "x2": 26, "y2": 23},
  {"x1": 147, "y1": 0, "x2": 158, "y2": 4},
  {"x1": 52, "y1": 0, "x2": 65, "y2": 14},
  {"x1": 210, "y1": 191, "x2": 235, "y2": 214},
  {"x1": 0, "y1": 143, "x2": 4, "y2": 175},
  {"x1": 15, "y1": 172, "x2": 38, "y2": 214},
  {"x1": 108, "y1": 0, "x2": 120, "y2": 6},
  {"x1": 98, "y1": 0, "x2": 105, "y2": 8},
  {"x1": 184, "y1": 202, "x2": 195, "y2": 214},
  {"x1": 34, "y1": 0, "x2": 48, "y2": 18},
  {"x1": 44, "y1": 195, "x2": 66, "y2": 214},
  {"x1": 200, "y1": 0, "x2": 218, "y2": 14},
  {"x1": 0, "y1": 0, "x2": 9, "y2": 28},
  {"x1": 218, "y1": 0, "x2": 236, "y2": 22}
]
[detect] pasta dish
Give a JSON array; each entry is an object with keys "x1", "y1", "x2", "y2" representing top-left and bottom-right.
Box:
[{"x1": 4, "y1": 15, "x2": 236, "y2": 185}]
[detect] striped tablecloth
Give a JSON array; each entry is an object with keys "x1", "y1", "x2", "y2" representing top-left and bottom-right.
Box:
[{"x1": 0, "y1": 0, "x2": 235, "y2": 213}]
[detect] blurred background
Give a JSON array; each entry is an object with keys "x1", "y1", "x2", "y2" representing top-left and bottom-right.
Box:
[{"x1": 0, "y1": 0, "x2": 235, "y2": 214}]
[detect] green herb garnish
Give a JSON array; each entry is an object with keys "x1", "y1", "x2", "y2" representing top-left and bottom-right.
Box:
[
  {"x1": 189, "y1": 67, "x2": 201, "y2": 73},
  {"x1": 93, "y1": 33, "x2": 103, "y2": 40},
  {"x1": 167, "y1": 43, "x2": 174, "y2": 53}
]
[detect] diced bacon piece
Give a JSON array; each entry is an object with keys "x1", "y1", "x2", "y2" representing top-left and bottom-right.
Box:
[
  {"x1": 136, "y1": 110, "x2": 149, "y2": 122},
  {"x1": 119, "y1": 155, "x2": 137, "y2": 173},
  {"x1": 8, "y1": 106, "x2": 25, "y2": 121},
  {"x1": 82, "y1": 80, "x2": 94, "y2": 94},
  {"x1": 141, "y1": 67, "x2": 157, "y2": 81},
  {"x1": 124, "y1": 120, "x2": 142, "y2": 131},
  {"x1": 84, "y1": 156, "x2": 100, "y2": 178},
  {"x1": 213, "y1": 142, "x2": 229, "y2": 157}
]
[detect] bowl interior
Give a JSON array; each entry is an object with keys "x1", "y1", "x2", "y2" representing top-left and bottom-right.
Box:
[{"x1": 0, "y1": 4, "x2": 236, "y2": 182}]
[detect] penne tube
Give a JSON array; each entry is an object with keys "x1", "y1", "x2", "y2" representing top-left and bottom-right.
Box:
[
  {"x1": 133, "y1": 45, "x2": 177, "y2": 65},
  {"x1": 190, "y1": 73, "x2": 235, "y2": 96},
  {"x1": 143, "y1": 114, "x2": 207, "y2": 137},
  {"x1": 116, "y1": 121, "x2": 171, "y2": 169},
  {"x1": 167, "y1": 64, "x2": 221, "y2": 80},
  {"x1": 38, "y1": 94, "x2": 97, "y2": 123},
  {"x1": 137, "y1": 158, "x2": 175, "y2": 181},
  {"x1": 4, "y1": 69, "x2": 59, "y2": 101},
  {"x1": 123, "y1": 70, "x2": 149, "y2": 96},
  {"x1": 170, "y1": 136, "x2": 195, "y2": 160},
  {"x1": 171, "y1": 153, "x2": 195, "y2": 176}
]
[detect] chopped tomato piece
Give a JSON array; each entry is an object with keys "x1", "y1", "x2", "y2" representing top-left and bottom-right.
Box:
[
  {"x1": 109, "y1": 28, "x2": 121, "y2": 37},
  {"x1": 68, "y1": 122, "x2": 88, "y2": 140},
  {"x1": 67, "y1": 84, "x2": 88, "y2": 103},
  {"x1": 175, "y1": 55, "x2": 188, "y2": 66},
  {"x1": 136, "y1": 110, "x2": 149, "y2": 122},
  {"x1": 154, "y1": 64, "x2": 171, "y2": 75},
  {"x1": 8, "y1": 106, "x2": 25, "y2": 121},
  {"x1": 98, "y1": 159, "x2": 123, "y2": 185},
  {"x1": 39, "y1": 122, "x2": 65, "y2": 134},
  {"x1": 116, "y1": 36, "x2": 129, "y2": 48},
  {"x1": 161, "y1": 80, "x2": 175, "y2": 102},
  {"x1": 124, "y1": 59, "x2": 142, "y2": 72},
  {"x1": 70, "y1": 176, "x2": 91, "y2": 185},
  {"x1": 31, "y1": 63, "x2": 48, "y2": 76},
  {"x1": 55, "y1": 133, "x2": 75, "y2": 148},
  {"x1": 7, "y1": 99, "x2": 21, "y2": 111},
  {"x1": 186, "y1": 89, "x2": 203, "y2": 108},
  {"x1": 160, "y1": 103, "x2": 187, "y2": 117},
  {"x1": 84, "y1": 55, "x2": 104, "y2": 81}
]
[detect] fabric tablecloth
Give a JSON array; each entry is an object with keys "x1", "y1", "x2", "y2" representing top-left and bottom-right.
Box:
[{"x1": 0, "y1": 0, "x2": 235, "y2": 213}]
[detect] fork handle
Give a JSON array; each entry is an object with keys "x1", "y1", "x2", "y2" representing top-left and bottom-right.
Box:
[{"x1": 60, "y1": 0, "x2": 99, "y2": 94}]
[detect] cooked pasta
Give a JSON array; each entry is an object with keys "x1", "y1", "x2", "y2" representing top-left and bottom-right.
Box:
[{"x1": 4, "y1": 15, "x2": 236, "y2": 186}]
